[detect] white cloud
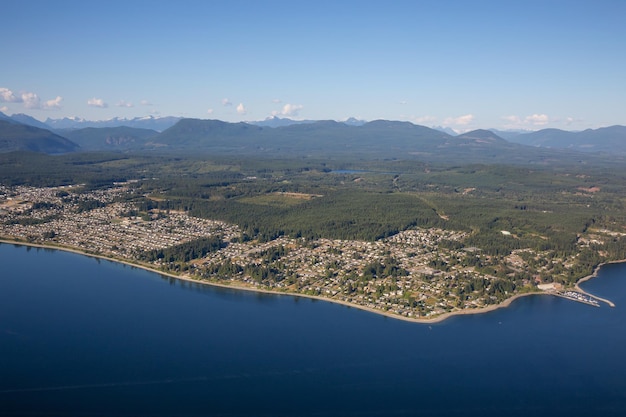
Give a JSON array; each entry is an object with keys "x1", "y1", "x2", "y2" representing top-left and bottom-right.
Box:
[
  {"x1": 0, "y1": 87, "x2": 20, "y2": 102},
  {"x1": 272, "y1": 98, "x2": 282, "y2": 104},
  {"x1": 140, "y1": 100, "x2": 152, "y2": 106},
  {"x1": 222, "y1": 98, "x2": 232, "y2": 106},
  {"x1": 207, "y1": 108, "x2": 214, "y2": 115},
  {"x1": 413, "y1": 115, "x2": 436, "y2": 125},
  {"x1": 399, "y1": 100, "x2": 408, "y2": 105},
  {"x1": 525, "y1": 113, "x2": 549, "y2": 126},
  {"x1": 1, "y1": 88, "x2": 61, "y2": 110},
  {"x1": 443, "y1": 114, "x2": 474, "y2": 126},
  {"x1": 87, "y1": 97, "x2": 108, "y2": 108},
  {"x1": 501, "y1": 115, "x2": 523, "y2": 129},
  {"x1": 43, "y1": 96, "x2": 63, "y2": 110},
  {"x1": 276, "y1": 103, "x2": 303, "y2": 117},
  {"x1": 564, "y1": 116, "x2": 585, "y2": 126},
  {"x1": 271, "y1": 103, "x2": 304, "y2": 117},
  {"x1": 236, "y1": 103, "x2": 246, "y2": 115},
  {"x1": 0, "y1": 105, "x2": 8, "y2": 112},
  {"x1": 22, "y1": 92, "x2": 41, "y2": 109},
  {"x1": 502, "y1": 115, "x2": 521, "y2": 125},
  {"x1": 116, "y1": 100, "x2": 133, "y2": 108},
  {"x1": 502, "y1": 113, "x2": 553, "y2": 129}
]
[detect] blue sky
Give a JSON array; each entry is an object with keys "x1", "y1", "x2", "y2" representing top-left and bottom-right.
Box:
[{"x1": 1, "y1": 0, "x2": 625, "y2": 131}]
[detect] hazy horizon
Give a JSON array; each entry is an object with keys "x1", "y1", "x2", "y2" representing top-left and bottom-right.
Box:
[{"x1": 4, "y1": 111, "x2": 621, "y2": 135}]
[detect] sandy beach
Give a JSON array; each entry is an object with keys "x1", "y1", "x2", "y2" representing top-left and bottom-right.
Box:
[{"x1": 0, "y1": 237, "x2": 616, "y2": 324}]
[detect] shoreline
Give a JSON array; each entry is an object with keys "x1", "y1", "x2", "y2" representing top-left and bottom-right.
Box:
[
  {"x1": 574, "y1": 260, "x2": 625, "y2": 307},
  {"x1": 0, "y1": 238, "x2": 617, "y2": 324}
]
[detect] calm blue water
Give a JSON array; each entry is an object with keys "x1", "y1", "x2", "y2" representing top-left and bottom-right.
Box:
[{"x1": 1, "y1": 243, "x2": 626, "y2": 417}]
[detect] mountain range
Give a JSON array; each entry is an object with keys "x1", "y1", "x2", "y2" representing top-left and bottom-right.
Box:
[
  {"x1": 501, "y1": 126, "x2": 626, "y2": 153},
  {"x1": 59, "y1": 126, "x2": 160, "y2": 151},
  {"x1": 1, "y1": 111, "x2": 625, "y2": 162},
  {"x1": 43, "y1": 115, "x2": 183, "y2": 132}
]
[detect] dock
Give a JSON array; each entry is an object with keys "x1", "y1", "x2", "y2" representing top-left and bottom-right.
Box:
[
  {"x1": 539, "y1": 281, "x2": 615, "y2": 308},
  {"x1": 554, "y1": 290, "x2": 601, "y2": 307},
  {"x1": 575, "y1": 284, "x2": 616, "y2": 308}
]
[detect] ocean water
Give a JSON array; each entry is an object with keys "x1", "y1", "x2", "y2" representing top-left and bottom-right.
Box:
[{"x1": 1, "y1": 243, "x2": 626, "y2": 417}]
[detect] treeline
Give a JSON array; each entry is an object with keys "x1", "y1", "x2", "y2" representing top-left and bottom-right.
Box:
[
  {"x1": 4, "y1": 216, "x2": 57, "y2": 226},
  {"x1": 139, "y1": 236, "x2": 225, "y2": 263},
  {"x1": 0, "y1": 151, "x2": 135, "y2": 187},
  {"x1": 463, "y1": 231, "x2": 577, "y2": 257},
  {"x1": 203, "y1": 261, "x2": 290, "y2": 285},
  {"x1": 189, "y1": 191, "x2": 445, "y2": 242},
  {"x1": 455, "y1": 276, "x2": 516, "y2": 303},
  {"x1": 362, "y1": 257, "x2": 408, "y2": 280},
  {"x1": 125, "y1": 190, "x2": 445, "y2": 242},
  {"x1": 75, "y1": 199, "x2": 107, "y2": 212}
]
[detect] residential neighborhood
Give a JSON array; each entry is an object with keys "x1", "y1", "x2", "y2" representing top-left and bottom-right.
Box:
[{"x1": 0, "y1": 183, "x2": 614, "y2": 319}]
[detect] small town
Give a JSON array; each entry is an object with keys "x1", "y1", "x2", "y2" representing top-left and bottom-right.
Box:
[{"x1": 0, "y1": 183, "x2": 614, "y2": 319}]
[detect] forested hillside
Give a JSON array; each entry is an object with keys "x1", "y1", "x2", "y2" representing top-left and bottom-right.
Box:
[{"x1": 0, "y1": 120, "x2": 79, "y2": 154}]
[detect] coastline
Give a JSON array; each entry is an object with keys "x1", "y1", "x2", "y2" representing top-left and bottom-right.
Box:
[
  {"x1": 0, "y1": 238, "x2": 615, "y2": 324},
  {"x1": 574, "y1": 260, "x2": 625, "y2": 307}
]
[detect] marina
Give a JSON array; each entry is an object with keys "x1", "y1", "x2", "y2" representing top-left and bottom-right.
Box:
[{"x1": 555, "y1": 290, "x2": 601, "y2": 307}]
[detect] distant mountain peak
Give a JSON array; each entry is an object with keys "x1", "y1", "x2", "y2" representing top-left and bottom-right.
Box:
[
  {"x1": 10, "y1": 113, "x2": 51, "y2": 130},
  {"x1": 432, "y1": 126, "x2": 458, "y2": 135},
  {"x1": 249, "y1": 117, "x2": 316, "y2": 128},
  {"x1": 455, "y1": 129, "x2": 506, "y2": 143},
  {"x1": 343, "y1": 117, "x2": 367, "y2": 126}
]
